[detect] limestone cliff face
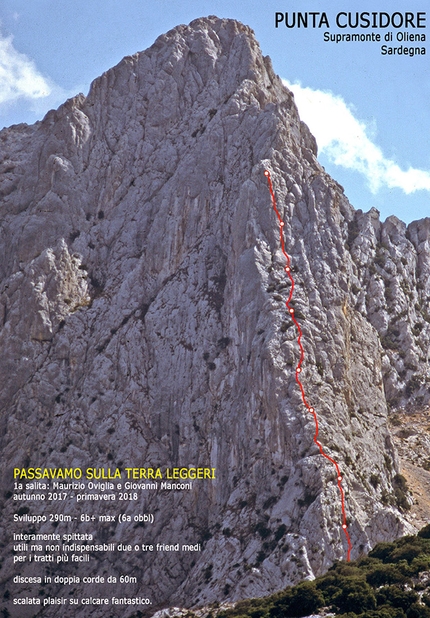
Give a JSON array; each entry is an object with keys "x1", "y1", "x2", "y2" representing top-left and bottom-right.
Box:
[{"x1": 0, "y1": 16, "x2": 428, "y2": 615}]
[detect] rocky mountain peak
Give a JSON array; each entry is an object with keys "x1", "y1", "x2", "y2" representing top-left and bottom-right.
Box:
[{"x1": 1, "y1": 16, "x2": 429, "y2": 615}]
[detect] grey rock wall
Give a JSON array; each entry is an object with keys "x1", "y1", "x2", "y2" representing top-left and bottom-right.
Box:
[{"x1": 0, "y1": 15, "x2": 428, "y2": 615}]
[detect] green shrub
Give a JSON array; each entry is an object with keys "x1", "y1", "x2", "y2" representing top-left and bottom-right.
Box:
[
  {"x1": 255, "y1": 522, "x2": 271, "y2": 539},
  {"x1": 376, "y1": 586, "x2": 418, "y2": 610},
  {"x1": 366, "y1": 564, "x2": 408, "y2": 586},
  {"x1": 405, "y1": 375, "x2": 424, "y2": 397},
  {"x1": 381, "y1": 333, "x2": 399, "y2": 350},
  {"x1": 418, "y1": 524, "x2": 430, "y2": 539},
  {"x1": 390, "y1": 542, "x2": 422, "y2": 563},
  {"x1": 249, "y1": 610, "x2": 268, "y2": 618},
  {"x1": 348, "y1": 218, "x2": 360, "y2": 247},
  {"x1": 406, "y1": 603, "x2": 430, "y2": 618},
  {"x1": 370, "y1": 474, "x2": 381, "y2": 488},
  {"x1": 270, "y1": 582, "x2": 323, "y2": 617},
  {"x1": 361, "y1": 609, "x2": 405, "y2": 618},
  {"x1": 409, "y1": 554, "x2": 430, "y2": 575},
  {"x1": 375, "y1": 251, "x2": 386, "y2": 268},
  {"x1": 332, "y1": 578, "x2": 377, "y2": 613},
  {"x1": 369, "y1": 542, "x2": 395, "y2": 562}
]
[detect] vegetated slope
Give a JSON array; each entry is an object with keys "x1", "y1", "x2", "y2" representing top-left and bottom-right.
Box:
[
  {"x1": 0, "y1": 15, "x2": 429, "y2": 615},
  {"x1": 212, "y1": 524, "x2": 430, "y2": 618}
]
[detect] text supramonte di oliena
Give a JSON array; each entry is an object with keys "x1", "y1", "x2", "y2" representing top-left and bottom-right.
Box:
[{"x1": 274, "y1": 11, "x2": 427, "y2": 56}]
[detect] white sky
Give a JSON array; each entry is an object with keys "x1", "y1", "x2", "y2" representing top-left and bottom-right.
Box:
[
  {"x1": 284, "y1": 80, "x2": 430, "y2": 195},
  {"x1": 0, "y1": 32, "x2": 50, "y2": 104}
]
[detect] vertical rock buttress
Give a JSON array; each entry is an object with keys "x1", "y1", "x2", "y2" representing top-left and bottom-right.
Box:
[{"x1": 1, "y1": 16, "x2": 425, "y2": 614}]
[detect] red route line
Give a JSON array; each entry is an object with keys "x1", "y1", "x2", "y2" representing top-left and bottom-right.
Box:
[{"x1": 264, "y1": 169, "x2": 352, "y2": 562}]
